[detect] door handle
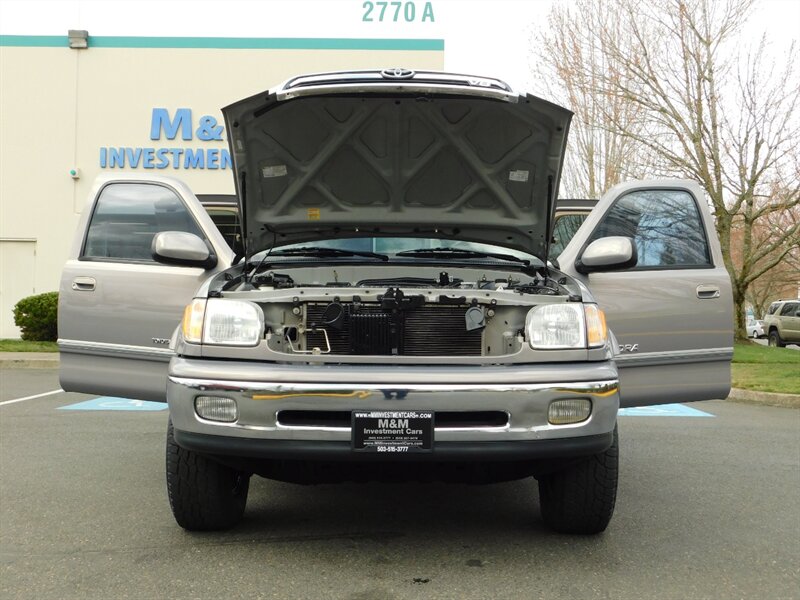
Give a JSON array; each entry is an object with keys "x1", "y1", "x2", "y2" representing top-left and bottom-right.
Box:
[
  {"x1": 696, "y1": 285, "x2": 720, "y2": 299},
  {"x1": 72, "y1": 277, "x2": 96, "y2": 292}
]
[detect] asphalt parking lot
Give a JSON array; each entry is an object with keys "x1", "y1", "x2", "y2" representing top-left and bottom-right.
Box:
[{"x1": 1, "y1": 368, "x2": 798, "y2": 600}]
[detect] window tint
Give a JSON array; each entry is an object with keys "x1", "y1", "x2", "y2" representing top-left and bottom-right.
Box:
[
  {"x1": 779, "y1": 302, "x2": 799, "y2": 316},
  {"x1": 83, "y1": 184, "x2": 204, "y2": 262},
  {"x1": 767, "y1": 303, "x2": 780, "y2": 315},
  {"x1": 590, "y1": 190, "x2": 711, "y2": 268},
  {"x1": 550, "y1": 213, "x2": 589, "y2": 259}
]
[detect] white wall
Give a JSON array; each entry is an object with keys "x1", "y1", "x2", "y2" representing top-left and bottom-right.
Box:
[{"x1": 0, "y1": 40, "x2": 444, "y2": 337}]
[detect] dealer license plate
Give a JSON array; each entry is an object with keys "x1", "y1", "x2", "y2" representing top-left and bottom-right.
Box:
[{"x1": 352, "y1": 410, "x2": 434, "y2": 453}]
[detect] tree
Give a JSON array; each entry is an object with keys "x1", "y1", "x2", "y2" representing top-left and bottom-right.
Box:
[
  {"x1": 534, "y1": 0, "x2": 654, "y2": 198},
  {"x1": 741, "y1": 195, "x2": 800, "y2": 318},
  {"x1": 536, "y1": 0, "x2": 800, "y2": 339}
]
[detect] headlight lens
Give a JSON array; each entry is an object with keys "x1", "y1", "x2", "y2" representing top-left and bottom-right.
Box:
[
  {"x1": 526, "y1": 304, "x2": 585, "y2": 349},
  {"x1": 525, "y1": 303, "x2": 607, "y2": 350},
  {"x1": 182, "y1": 298, "x2": 263, "y2": 346},
  {"x1": 203, "y1": 299, "x2": 263, "y2": 346}
]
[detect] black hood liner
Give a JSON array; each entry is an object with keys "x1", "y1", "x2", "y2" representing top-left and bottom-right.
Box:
[{"x1": 223, "y1": 82, "x2": 572, "y2": 261}]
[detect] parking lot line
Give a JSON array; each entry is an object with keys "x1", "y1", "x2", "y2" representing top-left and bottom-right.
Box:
[{"x1": 0, "y1": 388, "x2": 63, "y2": 407}]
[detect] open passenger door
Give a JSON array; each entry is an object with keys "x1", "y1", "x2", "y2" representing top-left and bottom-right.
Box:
[
  {"x1": 557, "y1": 180, "x2": 733, "y2": 407},
  {"x1": 58, "y1": 176, "x2": 234, "y2": 401}
]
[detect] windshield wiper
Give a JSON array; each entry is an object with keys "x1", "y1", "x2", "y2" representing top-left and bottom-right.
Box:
[
  {"x1": 395, "y1": 247, "x2": 530, "y2": 265},
  {"x1": 268, "y1": 246, "x2": 389, "y2": 261}
]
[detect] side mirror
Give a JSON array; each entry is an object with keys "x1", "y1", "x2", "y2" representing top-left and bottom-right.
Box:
[
  {"x1": 576, "y1": 236, "x2": 637, "y2": 274},
  {"x1": 152, "y1": 231, "x2": 216, "y2": 269}
]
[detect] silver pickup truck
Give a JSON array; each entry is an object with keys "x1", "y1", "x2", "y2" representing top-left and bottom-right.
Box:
[{"x1": 58, "y1": 70, "x2": 733, "y2": 534}]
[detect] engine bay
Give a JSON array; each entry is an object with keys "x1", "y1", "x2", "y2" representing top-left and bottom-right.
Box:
[{"x1": 203, "y1": 265, "x2": 586, "y2": 360}]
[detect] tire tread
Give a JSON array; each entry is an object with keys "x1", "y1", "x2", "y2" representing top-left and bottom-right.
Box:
[
  {"x1": 166, "y1": 421, "x2": 249, "y2": 531},
  {"x1": 538, "y1": 426, "x2": 618, "y2": 534}
]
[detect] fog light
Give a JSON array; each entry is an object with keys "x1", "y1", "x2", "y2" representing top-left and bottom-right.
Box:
[
  {"x1": 548, "y1": 399, "x2": 592, "y2": 425},
  {"x1": 195, "y1": 396, "x2": 238, "y2": 422}
]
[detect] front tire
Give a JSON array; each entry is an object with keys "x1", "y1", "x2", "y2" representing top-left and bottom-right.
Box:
[
  {"x1": 166, "y1": 420, "x2": 250, "y2": 531},
  {"x1": 768, "y1": 330, "x2": 786, "y2": 348},
  {"x1": 537, "y1": 426, "x2": 619, "y2": 534}
]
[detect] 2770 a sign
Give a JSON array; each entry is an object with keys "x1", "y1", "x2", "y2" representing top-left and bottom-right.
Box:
[{"x1": 362, "y1": 1, "x2": 435, "y2": 22}]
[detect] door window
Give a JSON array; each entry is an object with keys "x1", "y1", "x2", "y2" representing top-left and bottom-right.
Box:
[
  {"x1": 589, "y1": 189, "x2": 711, "y2": 269},
  {"x1": 82, "y1": 183, "x2": 205, "y2": 262},
  {"x1": 779, "y1": 302, "x2": 799, "y2": 316}
]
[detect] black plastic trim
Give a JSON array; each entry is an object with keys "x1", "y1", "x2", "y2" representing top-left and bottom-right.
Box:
[{"x1": 173, "y1": 429, "x2": 614, "y2": 463}]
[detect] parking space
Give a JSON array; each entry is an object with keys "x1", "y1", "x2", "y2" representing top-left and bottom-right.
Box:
[
  {"x1": 1, "y1": 368, "x2": 799, "y2": 599},
  {"x1": 0, "y1": 369, "x2": 61, "y2": 404}
]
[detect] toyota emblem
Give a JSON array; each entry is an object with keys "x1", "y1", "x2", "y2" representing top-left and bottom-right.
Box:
[{"x1": 380, "y1": 68, "x2": 416, "y2": 80}]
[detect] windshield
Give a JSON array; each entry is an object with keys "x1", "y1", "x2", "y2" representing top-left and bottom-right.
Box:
[{"x1": 251, "y1": 237, "x2": 543, "y2": 265}]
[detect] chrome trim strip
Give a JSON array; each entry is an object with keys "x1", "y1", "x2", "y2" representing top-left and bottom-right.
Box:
[
  {"x1": 281, "y1": 70, "x2": 514, "y2": 93},
  {"x1": 278, "y1": 83, "x2": 517, "y2": 103},
  {"x1": 58, "y1": 339, "x2": 173, "y2": 360},
  {"x1": 615, "y1": 347, "x2": 733, "y2": 367},
  {"x1": 169, "y1": 377, "x2": 619, "y2": 396}
]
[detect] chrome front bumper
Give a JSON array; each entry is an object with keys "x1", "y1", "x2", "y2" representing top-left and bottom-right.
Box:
[{"x1": 167, "y1": 358, "x2": 619, "y2": 455}]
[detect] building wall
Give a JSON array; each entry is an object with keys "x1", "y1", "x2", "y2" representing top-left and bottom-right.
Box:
[{"x1": 0, "y1": 37, "x2": 444, "y2": 337}]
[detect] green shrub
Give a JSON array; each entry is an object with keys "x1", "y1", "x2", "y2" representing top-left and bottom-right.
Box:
[{"x1": 13, "y1": 292, "x2": 59, "y2": 341}]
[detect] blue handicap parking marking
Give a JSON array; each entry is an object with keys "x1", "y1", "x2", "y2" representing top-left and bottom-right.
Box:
[
  {"x1": 58, "y1": 397, "x2": 168, "y2": 411},
  {"x1": 618, "y1": 403, "x2": 714, "y2": 417}
]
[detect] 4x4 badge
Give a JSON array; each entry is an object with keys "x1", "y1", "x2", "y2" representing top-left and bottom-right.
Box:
[{"x1": 380, "y1": 68, "x2": 415, "y2": 80}]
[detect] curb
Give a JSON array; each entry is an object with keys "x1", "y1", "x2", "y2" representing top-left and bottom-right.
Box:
[
  {"x1": 727, "y1": 387, "x2": 800, "y2": 409},
  {"x1": 0, "y1": 353, "x2": 60, "y2": 369}
]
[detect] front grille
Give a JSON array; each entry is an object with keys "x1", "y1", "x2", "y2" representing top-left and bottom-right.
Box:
[
  {"x1": 277, "y1": 410, "x2": 509, "y2": 429},
  {"x1": 306, "y1": 304, "x2": 482, "y2": 356},
  {"x1": 403, "y1": 307, "x2": 481, "y2": 356},
  {"x1": 350, "y1": 313, "x2": 394, "y2": 355}
]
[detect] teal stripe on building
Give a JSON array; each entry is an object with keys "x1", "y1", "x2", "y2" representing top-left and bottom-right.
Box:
[
  {"x1": 0, "y1": 35, "x2": 444, "y2": 51},
  {"x1": 0, "y1": 35, "x2": 65, "y2": 47}
]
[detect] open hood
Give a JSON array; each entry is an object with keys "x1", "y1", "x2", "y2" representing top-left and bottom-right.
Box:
[{"x1": 222, "y1": 70, "x2": 572, "y2": 261}]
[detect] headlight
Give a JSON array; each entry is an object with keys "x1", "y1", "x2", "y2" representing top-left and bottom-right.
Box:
[
  {"x1": 204, "y1": 299, "x2": 263, "y2": 346},
  {"x1": 526, "y1": 304, "x2": 585, "y2": 349},
  {"x1": 525, "y1": 303, "x2": 607, "y2": 350},
  {"x1": 181, "y1": 298, "x2": 263, "y2": 346}
]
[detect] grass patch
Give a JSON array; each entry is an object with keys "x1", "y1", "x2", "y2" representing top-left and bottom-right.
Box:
[
  {"x1": 0, "y1": 339, "x2": 58, "y2": 352},
  {"x1": 732, "y1": 342, "x2": 800, "y2": 395}
]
